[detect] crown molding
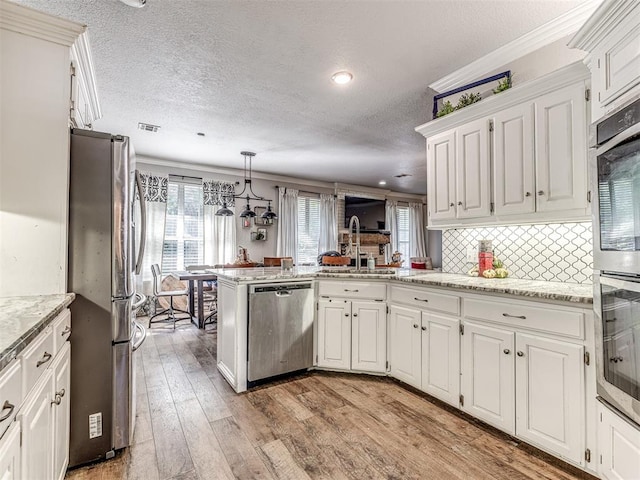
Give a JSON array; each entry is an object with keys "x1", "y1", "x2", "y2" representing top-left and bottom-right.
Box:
[
  {"x1": 0, "y1": 0, "x2": 85, "y2": 46},
  {"x1": 430, "y1": 0, "x2": 601, "y2": 93},
  {"x1": 71, "y1": 30, "x2": 102, "y2": 121},
  {"x1": 569, "y1": 0, "x2": 639, "y2": 51},
  {"x1": 416, "y1": 61, "x2": 589, "y2": 138}
]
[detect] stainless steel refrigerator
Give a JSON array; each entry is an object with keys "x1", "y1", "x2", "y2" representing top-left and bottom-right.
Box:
[{"x1": 68, "y1": 129, "x2": 147, "y2": 467}]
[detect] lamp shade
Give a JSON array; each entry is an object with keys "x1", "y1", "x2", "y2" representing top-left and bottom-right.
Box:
[
  {"x1": 261, "y1": 204, "x2": 278, "y2": 220},
  {"x1": 239, "y1": 204, "x2": 256, "y2": 218},
  {"x1": 215, "y1": 202, "x2": 234, "y2": 216}
]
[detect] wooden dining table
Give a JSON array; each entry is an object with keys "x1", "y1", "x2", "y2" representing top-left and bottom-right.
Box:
[{"x1": 170, "y1": 270, "x2": 218, "y2": 329}]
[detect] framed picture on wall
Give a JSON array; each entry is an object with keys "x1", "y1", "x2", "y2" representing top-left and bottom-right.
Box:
[{"x1": 254, "y1": 206, "x2": 274, "y2": 226}]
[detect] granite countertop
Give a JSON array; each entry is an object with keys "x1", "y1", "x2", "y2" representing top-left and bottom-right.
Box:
[
  {"x1": 212, "y1": 267, "x2": 593, "y2": 304},
  {"x1": 0, "y1": 293, "x2": 75, "y2": 373}
]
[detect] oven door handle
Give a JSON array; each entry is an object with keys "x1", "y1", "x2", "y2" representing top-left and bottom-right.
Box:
[
  {"x1": 600, "y1": 274, "x2": 640, "y2": 293},
  {"x1": 595, "y1": 121, "x2": 640, "y2": 156}
]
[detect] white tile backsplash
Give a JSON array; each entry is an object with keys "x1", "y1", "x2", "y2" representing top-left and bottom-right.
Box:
[{"x1": 442, "y1": 222, "x2": 593, "y2": 284}]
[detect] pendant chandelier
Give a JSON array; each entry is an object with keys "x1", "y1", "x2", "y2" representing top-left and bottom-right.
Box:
[{"x1": 215, "y1": 151, "x2": 277, "y2": 220}]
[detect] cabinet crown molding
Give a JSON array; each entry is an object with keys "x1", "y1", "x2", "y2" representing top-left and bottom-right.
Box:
[
  {"x1": 0, "y1": 0, "x2": 85, "y2": 46},
  {"x1": 429, "y1": 0, "x2": 600, "y2": 93},
  {"x1": 569, "y1": 0, "x2": 640, "y2": 51},
  {"x1": 416, "y1": 61, "x2": 589, "y2": 139}
]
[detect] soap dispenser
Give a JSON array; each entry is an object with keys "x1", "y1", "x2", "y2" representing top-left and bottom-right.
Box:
[{"x1": 367, "y1": 253, "x2": 375, "y2": 271}]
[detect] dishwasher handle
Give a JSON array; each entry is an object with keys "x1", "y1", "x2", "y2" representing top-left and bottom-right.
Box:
[{"x1": 275, "y1": 291, "x2": 292, "y2": 297}]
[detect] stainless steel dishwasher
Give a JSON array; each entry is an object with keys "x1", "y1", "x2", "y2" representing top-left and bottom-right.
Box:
[{"x1": 248, "y1": 282, "x2": 314, "y2": 386}]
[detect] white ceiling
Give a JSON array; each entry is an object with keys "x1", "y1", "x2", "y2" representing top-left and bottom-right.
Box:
[{"x1": 16, "y1": 0, "x2": 585, "y2": 194}]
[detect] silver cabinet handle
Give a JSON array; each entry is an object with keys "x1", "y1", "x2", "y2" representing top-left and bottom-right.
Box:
[
  {"x1": 525, "y1": 192, "x2": 531, "y2": 197},
  {"x1": 353, "y1": 313, "x2": 358, "y2": 317},
  {"x1": 502, "y1": 313, "x2": 526, "y2": 320},
  {"x1": 344, "y1": 289, "x2": 359, "y2": 292},
  {"x1": 538, "y1": 190, "x2": 544, "y2": 196},
  {"x1": 449, "y1": 203, "x2": 455, "y2": 207},
  {"x1": 413, "y1": 324, "x2": 419, "y2": 329},
  {"x1": 609, "y1": 356, "x2": 623, "y2": 363},
  {"x1": 457, "y1": 201, "x2": 463, "y2": 206},
  {"x1": 344, "y1": 313, "x2": 349, "y2": 317},
  {"x1": 37, "y1": 352, "x2": 52, "y2": 367},
  {"x1": 0, "y1": 401, "x2": 15, "y2": 421},
  {"x1": 61, "y1": 326, "x2": 71, "y2": 336},
  {"x1": 517, "y1": 351, "x2": 524, "y2": 357},
  {"x1": 421, "y1": 326, "x2": 427, "y2": 331},
  {"x1": 504, "y1": 349, "x2": 510, "y2": 355},
  {"x1": 414, "y1": 297, "x2": 429, "y2": 303},
  {"x1": 51, "y1": 389, "x2": 65, "y2": 406}
]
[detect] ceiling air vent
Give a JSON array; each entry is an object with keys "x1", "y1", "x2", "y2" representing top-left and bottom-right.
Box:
[
  {"x1": 138, "y1": 122, "x2": 160, "y2": 133},
  {"x1": 394, "y1": 173, "x2": 412, "y2": 178}
]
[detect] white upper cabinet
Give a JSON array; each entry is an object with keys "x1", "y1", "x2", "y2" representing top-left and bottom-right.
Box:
[
  {"x1": 417, "y1": 62, "x2": 591, "y2": 228},
  {"x1": 455, "y1": 117, "x2": 491, "y2": 219},
  {"x1": 570, "y1": 0, "x2": 640, "y2": 122},
  {"x1": 427, "y1": 131, "x2": 456, "y2": 222},
  {"x1": 534, "y1": 84, "x2": 588, "y2": 213},
  {"x1": 493, "y1": 102, "x2": 535, "y2": 216}
]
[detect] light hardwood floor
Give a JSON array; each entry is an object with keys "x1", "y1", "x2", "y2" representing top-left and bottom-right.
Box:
[{"x1": 66, "y1": 323, "x2": 596, "y2": 480}]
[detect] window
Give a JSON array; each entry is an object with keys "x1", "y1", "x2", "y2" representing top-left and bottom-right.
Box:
[
  {"x1": 297, "y1": 195, "x2": 321, "y2": 264},
  {"x1": 396, "y1": 205, "x2": 410, "y2": 262},
  {"x1": 162, "y1": 178, "x2": 204, "y2": 271}
]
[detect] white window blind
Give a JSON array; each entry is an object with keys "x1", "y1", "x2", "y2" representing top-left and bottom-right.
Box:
[
  {"x1": 396, "y1": 206, "x2": 410, "y2": 262},
  {"x1": 297, "y1": 195, "x2": 321, "y2": 264},
  {"x1": 162, "y1": 177, "x2": 204, "y2": 271}
]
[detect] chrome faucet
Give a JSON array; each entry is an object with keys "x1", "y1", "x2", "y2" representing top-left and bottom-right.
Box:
[{"x1": 348, "y1": 215, "x2": 361, "y2": 270}]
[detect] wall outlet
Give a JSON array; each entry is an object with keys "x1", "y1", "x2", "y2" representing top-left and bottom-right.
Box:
[{"x1": 466, "y1": 246, "x2": 477, "y2": 263}]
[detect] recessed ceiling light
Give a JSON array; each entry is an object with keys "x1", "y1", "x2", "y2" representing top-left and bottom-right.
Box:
[
  {"x1": 197, "y1": 132, "x2": 205, "y2": 136},
  {"x1": 378, "y1": 180, "x2": 387, "y2": 185},
  {"x1": 331, "y1": 71, "x2": 353, "y2": 85}
]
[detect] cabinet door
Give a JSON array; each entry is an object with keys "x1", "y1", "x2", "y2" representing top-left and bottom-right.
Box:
[
  {"x1": 455, "y1": 117, "x2": 491, "y2": 219},
  {"x1": 515, "y1": 334, "x2": 584, "y2": 465},
  {"x1": 0, "y1": 422, "x2": 21, "y2": 480},
  {"x1": 493, "y1": 102, "x2": 535, "y2": 216},
  {"x1": 20, "y1": 369, "x2": 54, "y2": 480},
  {"x1": 317, "y1": 300, "x2": 351, "y2": 370},
  {"x1": 598, "y1": 401, "x2": 640, "y2": 480},
  {"x1": 427, "y1": 130, "x2": 456, "y2": 222},
  {"x1": 389, "y1": 305, "x2": 422, "y2": 389},
  {"x1": 535, "y1": 84, "x2": 587, "y2": 213},
  {"x1": 461, "y1": 322, "x2": 515, "y2": 434},
  {"x1": 351, "y1": 301, "x2": 386, "y2": 373},
  {"x1": 51, "y1": 343, "x2": 71, "y2": 480},
  {"x1": 421, "y1": 313, "x2": 460, "y2": 407}
]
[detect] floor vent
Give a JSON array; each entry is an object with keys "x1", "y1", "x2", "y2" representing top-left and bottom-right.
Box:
[{"x1": 138, "y1": 122, "x2": 160, "y2": 132}]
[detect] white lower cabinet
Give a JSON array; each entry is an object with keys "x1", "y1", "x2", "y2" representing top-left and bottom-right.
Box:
[
  {"x1": 317, "y1": 299, "x2": 386, "y2": 373},
  {"x1": 0, "y1": 422, "x2": 21, "y2": 480},
  {"x1": 515, "y1": 334, "x2": 584, "y2": 465},
  {"x1": 0, "y1": 308, "x2": 72, "y2": 480},
  {"x1": 598, "y1": 401, "x2": 640, "y2": 480},
  {"x1": 389, "y1": 304, "x2": 460, "y2": 407},
  {"x1": 461, "y1": 321, "x2": 515, "y2": 434},
  {"x1": 51, "y1": 342, "x2": 71, "y2": 480},
  {"x1": 20, "y1": 368, "x2": 54, "y2": 480}
]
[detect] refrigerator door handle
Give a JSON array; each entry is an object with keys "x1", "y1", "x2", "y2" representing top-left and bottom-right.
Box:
[
  {"x1": 134, "y1": 170, "x2": 147, "y2": 275},
  {"x1": 131, "y1": 321, "x2": 147, "y2": 352}
]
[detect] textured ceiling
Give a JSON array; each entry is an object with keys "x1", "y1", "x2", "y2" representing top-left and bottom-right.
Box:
[{"x1": 15, "y1": 0, "x2": 584, "y2": 193}]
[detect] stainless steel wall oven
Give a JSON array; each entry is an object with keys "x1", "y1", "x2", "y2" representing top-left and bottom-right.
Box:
[{"x1": 591, "y1": 94, "x2": 640, "y2": 426}]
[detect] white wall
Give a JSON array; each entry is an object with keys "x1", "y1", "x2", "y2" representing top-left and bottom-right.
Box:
[
  {"x1": 137, "y1": 157, "x2": 422, "y2": 264},
  {"x1": 0, "y1": 29, "x2": 71, "y2": 296}
]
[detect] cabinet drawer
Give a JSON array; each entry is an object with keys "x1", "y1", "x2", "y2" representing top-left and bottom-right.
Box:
[
  {"x1": 19, "y1": 328, "x2": 54, "y2": 397},
  {"x1": 390, "y1": 285, "x2": 459, "y2": 315},
  {"x1": 52, "y1": 309, "x2": 71, "y2": 355},
  {"x1": 463, "y1": 298, "x2": 584, "y2": 339},
  {"x1": 0, "y1": 360, "x2": 22, "y2": 438},
  {"x1": 318, "y1": 281, "x2": 386, "y2": 300}
]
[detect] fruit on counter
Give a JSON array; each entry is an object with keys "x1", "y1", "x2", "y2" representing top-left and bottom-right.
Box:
[
  {"x1": 493, "y1": 258, "x2": 504, "y2": 269},
  {"x1": 495, "y1": 268, "x2": 509, "y2": 278},
  {"x1": 482, "y1": 269, "x2": 497, "y2": 278},
  {"x1": 467, "y1": 265, "x2": 479, "y2": 276}
]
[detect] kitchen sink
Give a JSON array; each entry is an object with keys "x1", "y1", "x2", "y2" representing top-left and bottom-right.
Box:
[{"x1": 318, "y1": 268, "x2": 397, "y2": 275}]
